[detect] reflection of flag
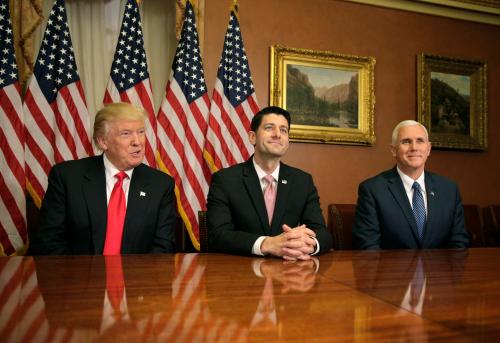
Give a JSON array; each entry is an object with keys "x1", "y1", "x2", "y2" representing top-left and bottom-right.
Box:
[
  {"x1": 23, "y1": 0, "x2": 93, "y2": 207},
  {"x1": 141, "y1": 254, "x2": 247, "y2": 341},
  {"x1": 103, "y1": 0, "x2": 157, "y2": 168},
  {"x1": 0, "y1": 257, "x2": 44, "y2": 341},
  {"x1": 156, "y1": 1, "x2": 211, "y2": 250},
  {"x1": 0, "y1": 0, "x2": 27, "y2": 255},
  {"x1": 204, "y1": 4, "x2": 259, "y2": 172},
  {"x1": 0, "y1": 257, "x2": 78, "y2": 341}
]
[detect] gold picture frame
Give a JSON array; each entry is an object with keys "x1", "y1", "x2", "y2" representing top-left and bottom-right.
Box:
[
  {"x1": 270, "y1": 45, "x2": 376, "y2": 145},
  {"x1": 417, "y1": 53, "x2": 487, "y2": 150}
]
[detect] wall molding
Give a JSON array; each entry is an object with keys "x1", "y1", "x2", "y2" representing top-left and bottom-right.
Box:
[{"x1": 344, "y1": 0, "x2": 500, "y2": 26}]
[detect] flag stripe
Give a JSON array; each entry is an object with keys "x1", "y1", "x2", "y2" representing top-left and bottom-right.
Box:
[{"x1": 0, "y1": 85, "x2": 24, "y2": 145}]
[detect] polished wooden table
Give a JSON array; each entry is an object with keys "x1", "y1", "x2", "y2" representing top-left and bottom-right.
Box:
[{"x1": 1, "y1": 248, "x2": 500, "y2": 342}]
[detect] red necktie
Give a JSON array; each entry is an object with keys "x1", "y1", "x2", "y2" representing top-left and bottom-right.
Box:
[
  {"x1": 263, "y1": 175, "x2": 276, "y2": 225},
  {"x1": 105, "y1": 255, "x2": 125, "y2": 318},
  {"x1": 104, "y1": 171, "x2": 127, "y2": 255}
]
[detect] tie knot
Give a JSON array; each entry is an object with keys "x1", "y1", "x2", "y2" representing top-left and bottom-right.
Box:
[
  {"x1": 412, "y1": 182, "x2": 421, "y2": 191},
  {"x1": 115, "y1": 171, "x2": 128, "y2": 183},
  {"x1": 263, "y1": 175, "x2": 274, "y2": 185}
]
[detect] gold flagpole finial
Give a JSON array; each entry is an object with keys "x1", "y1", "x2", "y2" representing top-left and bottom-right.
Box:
[{"x1": 230, "y1": 0, "x2": 238, "y2": 13}]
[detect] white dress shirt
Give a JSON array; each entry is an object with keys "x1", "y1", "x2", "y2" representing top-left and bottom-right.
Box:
[{"x1": 103, "y1": 154, "x2": 134, "y2": 206}]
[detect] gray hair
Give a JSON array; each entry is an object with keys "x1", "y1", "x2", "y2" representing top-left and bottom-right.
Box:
[{"x1": 391, "y1": 120, "x2": 429, "y2": 146}]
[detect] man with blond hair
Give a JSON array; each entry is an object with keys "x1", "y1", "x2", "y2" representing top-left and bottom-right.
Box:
[
  {"x1": 352, "y1": 120, "x2": 469, "y2": 249},
  {"x1": 30, "y1": 103, "x2": 177, "y2": 255}
]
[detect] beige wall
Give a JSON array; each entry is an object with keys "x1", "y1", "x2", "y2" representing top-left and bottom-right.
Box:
[{"x1": 203, "y1": 0, "x2": 500, "y2": 216}]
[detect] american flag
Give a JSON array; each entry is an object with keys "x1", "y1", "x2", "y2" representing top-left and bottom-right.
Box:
[
  {"x1": 156, "y1": 0, "x2": 211, "y2": 251},
  {"x1": 204, "y1": 5, "x2": 259, "y2": 172},
  {"x1": 0, "y1": 0, "x2": 27, "y2": 256},
  {"x1": 103, "y1": 0, "x2": 157, "y2": 168},
  {"x1": 23, "y1": 0, "x2": 93, "y2": 208}
]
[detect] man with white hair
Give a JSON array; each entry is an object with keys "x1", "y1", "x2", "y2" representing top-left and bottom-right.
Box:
[{"x1": 352, "y1": 120, "x2": 469, "y2": 249}]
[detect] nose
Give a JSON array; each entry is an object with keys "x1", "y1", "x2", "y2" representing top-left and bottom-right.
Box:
[
  {"x1": 272, "y1": 127, "x2": 281, "y2": 138},
  {"x1": 131, "y1": 132, "x2": 140, "y2": 146}
]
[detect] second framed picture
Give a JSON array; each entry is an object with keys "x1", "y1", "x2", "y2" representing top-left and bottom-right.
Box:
[
  {"x1": 417, "y1": 53, "x2": 487, "y2": 150},
  {"x1": 270, "y1": 45, "x2": 376, "y2": 145}
]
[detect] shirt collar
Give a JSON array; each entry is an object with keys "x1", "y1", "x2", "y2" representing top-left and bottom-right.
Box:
[
  {"x1": 397, "y1": 166, "x2": 426, "y2": 194},
  {"x1": 252, "y1": 157, "x2": 280, "y2": 182},
  {"x1": 103, "y1": 153, "x2": 133, "y2": 180}
]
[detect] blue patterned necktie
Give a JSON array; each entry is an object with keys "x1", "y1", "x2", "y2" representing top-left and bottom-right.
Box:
[{"x1": 412, "y1": 182, "x2": 426, "y2": 241}]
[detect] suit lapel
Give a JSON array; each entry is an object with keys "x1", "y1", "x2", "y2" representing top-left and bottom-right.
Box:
[
  {"x1": 242, "y1": 160, "x2": 270, "y2": 233},
  {"x1": 122, "y1": 165, "x2": 151, "y2": 252},
  {"x1": 422, "y1": 172, "x2": 436, "y2": 247},
  {"x1": 272, "y1": 163, "x2": 292, "y2": 233},
  {"x1": 82, "y1": 156, "x2": 108, "y2": 254},
  {"x1": 386, "y1": 168, "x2": 421, "y2": 243}
]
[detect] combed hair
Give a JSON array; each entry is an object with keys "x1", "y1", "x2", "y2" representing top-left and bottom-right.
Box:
[
  {"x1": 250, "y1": 106, "x2": 291, "y2": 132},
  {"x1": 391, "y1": 120, "x2": 429, "y2": 145},
  {"x1": 93, "y1": 102, "x2": 146, "y2": 147}
]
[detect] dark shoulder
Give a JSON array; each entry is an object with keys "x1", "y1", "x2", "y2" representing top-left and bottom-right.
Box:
[
  {"x1": 135, "y1": 164, "x2": 174, "y2": 185},
  {"x1": 359, "y1": 168, "x2": 396, "y2": 188},
  {"x1": 51, "y1": 155, "x2": 101, "y2": 175},
  {"x1": 425, "y1": 170, "x2": 459, "y2": 190},
  {"x1": 212, "y1": 161, "x2": 247, "y2": 180},
  {"x1": 280, "y1": 162, "x2": 313, "y2": 180}
]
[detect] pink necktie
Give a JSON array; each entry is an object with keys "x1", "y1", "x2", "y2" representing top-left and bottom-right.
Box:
[
  {"x1": 104, "y1": 171, "x2": 127, "y2": 255},
  {"x1": 263, "y1": 175, "x2": 276, "y2": 225}
]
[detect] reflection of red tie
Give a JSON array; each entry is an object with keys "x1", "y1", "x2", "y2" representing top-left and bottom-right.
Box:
[
  {"x1": 263, "y1": 175, "x2": 276, "y2": 225},
  {"x1": 104, "y1": 172, "x2": 127, "y2": 255},
  {"x1": 105, "y1": 255, "x2": 125, "y2": 317}
]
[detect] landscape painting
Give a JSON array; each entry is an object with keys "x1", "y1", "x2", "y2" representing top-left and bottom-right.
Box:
[
  {"x1": 430, "y1": 72, "x2": 470, "y2": 135},
  {"x1": 270, "y1": 45, "x2": 375, "y2": 145},
  {"x1": 286, "y1": 64, "x2": 358, "y2": 129},
  {"x1": 417, "y1": 53, "x2": 487, "y2": 150}
]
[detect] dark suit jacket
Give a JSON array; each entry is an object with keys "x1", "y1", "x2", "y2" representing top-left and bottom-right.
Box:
[
  {"x1": 352, "y1": 167, "x2": 469, "y2": 249},
  {"x1": 30, "y1": 155, "x2": 177, "y2": 255},
  {"x1": 207, "y1": 158, "x2": 332, "y2": 255}
]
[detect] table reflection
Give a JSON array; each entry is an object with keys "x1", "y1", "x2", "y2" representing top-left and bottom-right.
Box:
[
  {"x1": 352, "y1": 249, "x2": 468, "y2": 314},
  {"x1": 3, "y1": 250, "x2": 499, "y2": 342},
  {"x1": 0, "y1": 254, "x2": 323, "y2": 343}
]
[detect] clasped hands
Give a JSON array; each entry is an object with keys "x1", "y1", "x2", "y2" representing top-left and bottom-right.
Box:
[
  {"x1": 259, "y1": 258, "x2": 319, "y2": 293},
  {"x1": 261, "y1": 224, "x2": 317, "y2": 261}
]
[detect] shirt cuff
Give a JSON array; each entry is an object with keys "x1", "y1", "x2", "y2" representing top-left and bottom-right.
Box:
[
  {"x1": 252, "y1": 236, "x2": 268, "y2": 256},
  {"x1": 312, "y1": 237, "x2": 320, "y2": 255}
]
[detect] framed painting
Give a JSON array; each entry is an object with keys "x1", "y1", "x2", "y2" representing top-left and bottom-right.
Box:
[
  {"x1": 270, "y1": 45, "x2": 376, "y2": 145},
  {"x1": 417, "y1": 53, "x2": 487, "y2": 150}
]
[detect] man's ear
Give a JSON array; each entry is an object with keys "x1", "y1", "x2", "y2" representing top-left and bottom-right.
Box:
[
  {"x1": 96, "y1": 136, "x2": 107, "y2": 151},
  {"x1": 248, "y1": 131, "x2": 256, "y2": 146},
  {"x1": 390, "y1": 144, "x2": 397, "y2": 158}
]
